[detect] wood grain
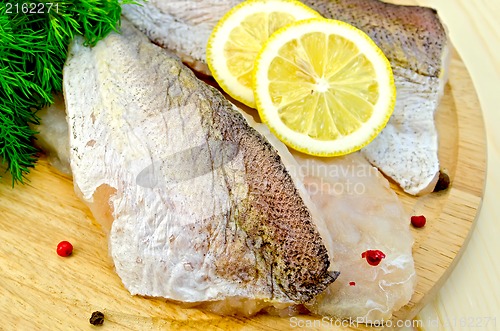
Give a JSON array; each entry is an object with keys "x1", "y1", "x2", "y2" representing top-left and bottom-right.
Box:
[
  {"x1": 414, "y1": 0, "x2": 500, "y2": 329},
  {"x1": 0, "y1": 9, "x2": 486, "y2": 331}
]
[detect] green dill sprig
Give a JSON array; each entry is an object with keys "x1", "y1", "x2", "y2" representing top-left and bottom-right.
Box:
[{"x1": 0, "y1": 0, "x2": 138, "y2": 185}]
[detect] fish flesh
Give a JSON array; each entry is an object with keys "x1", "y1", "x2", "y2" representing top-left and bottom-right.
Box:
[
  {"x1": 296, "y1": 152, "x2": 415, "y2": 321},
  {"x1": 30, "y1": 94, "x2": 72, "y2": 175},
  {"x1": 64, "y1": 17, "x2": 339, "y2": 310},
  {"x1": 63, "y1": 19, "x2": 337, "y2": 313},
  {"x1": 253, "y1": 121, "x2": 416, "y2": 321},
  {"x1": 122, "y1": 0, "x2": 450, "y2": 195}
]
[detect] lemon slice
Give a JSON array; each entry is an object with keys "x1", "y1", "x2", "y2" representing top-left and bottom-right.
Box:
[
  {"x1": 253, "y1": 18, "x2": 396, "y2": 156},
  {"x1": 206, "y1": 0, "x2": 321, "y2": 108}
]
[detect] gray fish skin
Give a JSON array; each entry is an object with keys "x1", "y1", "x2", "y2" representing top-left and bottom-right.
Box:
[
  {"x1": 63, "y1": 19, "x2": 336, "y2": 307},
  {"x1": 122, "y1": 0, "x2": 238, "y2": 74},
  {"x1": 122, "y1": 0, "x2": 450, "y2": 195}
]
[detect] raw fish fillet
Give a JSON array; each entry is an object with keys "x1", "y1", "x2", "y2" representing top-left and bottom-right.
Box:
[
  {"x1": 63, "y1": 19, "x2": 337, "y2": 312},
  {"x1": 296, "y1": 153, "x2": 416, "y2": 321},
  {"x1": 253, "y1": 121, "x2": 416, "y2": 322},
  {"x1": 35, "y1": 97, "x2": 417, "y2": 320},
  {"x1": 122, "y1": 0, "x2": 450, "y2": 195}
]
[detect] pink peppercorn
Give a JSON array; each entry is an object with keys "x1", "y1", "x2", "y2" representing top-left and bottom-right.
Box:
[
  {"x1": 361, "y1": 250, "x2": 386, "y2": 266},
  {"x1": 411, "y1": 215, "x2": 426, "y2": 228},
  {"x1": 57, "y1": 241, "x2": 73, "y2": 257}
]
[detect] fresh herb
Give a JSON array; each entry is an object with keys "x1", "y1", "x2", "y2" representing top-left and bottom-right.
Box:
[{"x1": 0, "y1": 0, "x2": 138, "y2": 185}]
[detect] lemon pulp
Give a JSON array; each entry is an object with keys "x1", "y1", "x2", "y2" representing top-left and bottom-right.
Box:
[
  {"x1": 253, "y1": 18, "x2": 395, "y2": 156},
  {"x1": 206, "y1": 0, "x2": 321, "y2": 107}
]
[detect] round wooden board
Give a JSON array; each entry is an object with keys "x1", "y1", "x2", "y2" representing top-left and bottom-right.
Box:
[{"x1": 0, "y1": 35, "x2": 486, "y2": 331}]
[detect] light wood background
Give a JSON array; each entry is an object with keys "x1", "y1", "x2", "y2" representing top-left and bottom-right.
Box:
[
  {"x1": 0, "y1": 0, "x2": 495, "y2": 330},
  {"x1": 413, "y1": 1, "x2": 500, "y2": 330}
]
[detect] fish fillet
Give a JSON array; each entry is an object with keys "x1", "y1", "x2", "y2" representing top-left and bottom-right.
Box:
[
  {"x1": 35, "y1": 96, "x2": 417, "y2": 321},
  {"x1": 253, "y1": 121, "x2": 416, "y2": 321},
  {"x1": 63, "y1": 19, "x2": 337, "y2": 311},
  {"x1": 35, "y1": 101, "x2": 417, "y2": 322},
  {"x1": 297, "y1": 153, "x2": 416, "y2": 321},
  {"x1": 303, "y1": 0, "x2": 449, "y2": 196},
  {"x1": 122, "y1": 0, "x2": 450, "y2": 195}
]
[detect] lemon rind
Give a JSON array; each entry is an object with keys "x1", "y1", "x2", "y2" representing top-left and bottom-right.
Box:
[
  {"x1": 206, "y1": 0, "x2": 321, "y2": 108},
  {"x1": 253, "y1": 18, "x2": 396, "y2": 157}
]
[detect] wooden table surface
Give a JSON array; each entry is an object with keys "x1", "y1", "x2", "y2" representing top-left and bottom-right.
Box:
[
  {"x1": 0, "y1": 1, "x2": 497, "y2": 330},
  {"x1": 413, "y1": 1, "x2": 500, "y2": 330}
]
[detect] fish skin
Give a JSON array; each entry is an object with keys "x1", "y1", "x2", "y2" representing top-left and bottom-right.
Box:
[
  {"x1": 251, "y1": 119, "x2": 416, "y2": 321},
  {"x1": 122, "y1": 0, "x2": 237, "y2": 74},
  {"x1": 302, "y1": 0, "x2": 449, "y2": 195},
  {"x1": 63, "y1": 19, "x2": 336, "y2": 305},
  {"x1": 122, "y1": 0, "x2": 449, "y2": 195}
]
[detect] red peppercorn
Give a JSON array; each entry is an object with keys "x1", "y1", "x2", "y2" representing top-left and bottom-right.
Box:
[
  {"x1": 411, "y1": 215, "x2": 426, "y2": 228},
  {"x1": 57, "y1": 241, "x2": 73, "y2": 257},
  {"x1": 349, "y1": 281, "x2": 356, "y2": 286},
  {"x1": 361, "y1": 250, "x2": 386, "y2": 266}
]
